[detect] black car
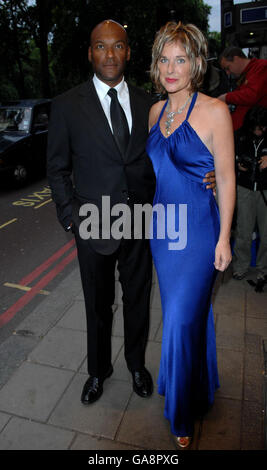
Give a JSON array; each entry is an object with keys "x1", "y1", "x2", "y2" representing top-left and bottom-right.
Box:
[{"x1": 0, "y1": 99, "x2": 51, "y2": 185}]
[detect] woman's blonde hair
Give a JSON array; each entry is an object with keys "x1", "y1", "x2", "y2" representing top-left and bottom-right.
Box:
[{"x1": 150, "y1": 21, "x2": 208, "y2": 93}]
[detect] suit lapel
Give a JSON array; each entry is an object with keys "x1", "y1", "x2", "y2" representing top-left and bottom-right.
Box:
[
  {"x1": 125, "y1": 84, "x2": 145, "y2": 161},
  {"x1": 78, "y1": 80, "x2": 123, "y2": 162}
]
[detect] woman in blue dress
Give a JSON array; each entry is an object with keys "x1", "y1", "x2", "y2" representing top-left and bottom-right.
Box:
[{"x1": 146, "y1": 22, "x2": 236, "y2": 448}]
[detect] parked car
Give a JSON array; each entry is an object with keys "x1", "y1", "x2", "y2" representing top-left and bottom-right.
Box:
[{"x1": 0, "y1": 99, "x2": 51, "y2": 185}]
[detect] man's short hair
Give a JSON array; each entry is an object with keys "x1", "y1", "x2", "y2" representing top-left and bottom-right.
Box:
[
  {"x1": 89, "y1": 19, "x2": 129, "y2": 46},
  {"x1": 219, "y1": 47, "x2": 247, "y2": 62}
]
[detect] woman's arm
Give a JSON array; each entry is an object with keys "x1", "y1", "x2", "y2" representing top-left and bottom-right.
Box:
[{"x1": 211, "y1": 101, "x2": 236, "y2": 271}]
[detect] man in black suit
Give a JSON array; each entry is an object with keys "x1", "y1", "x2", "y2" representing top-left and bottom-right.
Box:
[
  {"x1": 47, "y1": 19, "x2": 215, "y2": 405},
  {"x1": 47, "y1": 20, "x2": 155, "y2": 404}
]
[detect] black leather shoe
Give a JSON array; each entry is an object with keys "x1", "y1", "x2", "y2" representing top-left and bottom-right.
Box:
[
  {"x1": 132, "y1": 367, "x2": 153, "y2": 398},
  {"x1": 81, "y1": 366, "x2": 113, "y2": 405}
]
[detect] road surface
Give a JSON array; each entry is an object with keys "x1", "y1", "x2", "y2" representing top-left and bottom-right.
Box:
[{"x1": 0, "y1": 176, "x2": 78, "y2": 344}]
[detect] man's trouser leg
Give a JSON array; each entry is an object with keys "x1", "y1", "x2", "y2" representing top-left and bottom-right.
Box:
[
  {"x1": 233, "y1": 185, "x2": 256, "y2": 274},
  {"x1": 75, "y1": 231, "x2": 152, "y2": 376},
  {"x1": 117, "y1": 237, "x2": 152, "y2": 372},
  {"x1": 256, "y1": 189, "x2": 267, "y2": 278},
  {"x1": 75, "y1": 232, "x2": 117, "y2": 378}
]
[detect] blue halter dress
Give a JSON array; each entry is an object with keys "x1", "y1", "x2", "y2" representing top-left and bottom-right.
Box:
[{"x1": 146, "y1": 92, "x2": 220, "y2": 437}]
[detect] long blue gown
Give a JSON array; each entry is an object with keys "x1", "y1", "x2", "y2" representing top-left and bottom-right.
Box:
[{"x1": 146, "y1": 92, "x2": 220, "y2": 437}]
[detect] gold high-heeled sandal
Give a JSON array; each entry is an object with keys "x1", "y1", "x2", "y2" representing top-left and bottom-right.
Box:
[{"x1": 174, "y1": 436, "x2": 192, "y2": 448}]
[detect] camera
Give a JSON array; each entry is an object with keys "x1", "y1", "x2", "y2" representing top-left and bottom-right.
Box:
[{"x1": 237, "y1": 152, "x2": 260, "y2": 184}]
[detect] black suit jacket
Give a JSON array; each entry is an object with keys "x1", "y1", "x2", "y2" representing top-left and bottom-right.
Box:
[{"x1": 47, "y1": 79, "x2": 156, "y2": 254}]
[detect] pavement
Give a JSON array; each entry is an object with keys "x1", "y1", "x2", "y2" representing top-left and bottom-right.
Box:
[{"x1": 0, "y1": 256, "x2": 266, "y2": 451}]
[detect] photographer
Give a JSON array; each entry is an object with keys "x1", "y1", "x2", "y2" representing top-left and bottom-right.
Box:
[
  {"x1": 233, "y1": 106, "x2": 267, "y2": 283},
  {"x1": 218, "y1": 47, "x2": 267, "y2": 131}
]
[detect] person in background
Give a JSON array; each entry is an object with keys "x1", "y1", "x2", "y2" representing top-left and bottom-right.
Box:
[
  {"x1": 218, "y1": 47, "x2": 267, "y2": 131},
  {"x1": 233, "y1": 106, "x2": 267, "y2": 285}
]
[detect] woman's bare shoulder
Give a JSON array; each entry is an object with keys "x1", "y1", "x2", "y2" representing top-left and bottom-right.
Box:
[
  {"x1": 149, "y1": 99, "x2": 167, "y2": 129},
  {"x1": 197, "y1": 92, "x2": 229, "y2": 116},
  {"x1": 197, "y1": 92, "x2": 231, "y2": 124}
]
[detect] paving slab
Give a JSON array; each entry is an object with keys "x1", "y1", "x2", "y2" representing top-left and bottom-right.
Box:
[
  {"x1": 114, "y1": 281, "x2": 123, "y2": 306},
  {"x1": 0, "y1": 261, "x2": 265, "y2": 450},
  {"x1": 244, "y1": 373, "x2": 263, "y2": 404},
  {"x1": 71, "y1": 433, "x2": 140, "y2": 450},
  {"x1": 0, "y1": 333, "x2": 39, "y2": 388},
  {"x1": 216, "y1": 314, "x2": 245, "y2": 351},
  {"x1": 112, "y1": 305, "x2": 124, "y2": 338},
  {"x1": 200, "y1": 398, "x2": 242, "y2": 449},
  {"x1": 214, "y1": 277, "x2": 246, "y2": 297},
  {"x1": 0, "y1": 361, "x2": 74, "y2": 422},
  {"x1": 148, "y1": 308, "x2": 163, "y2": 341},
  {"x1": 245, "y1": 333, "x2": 262, "y2": 355},
  {"x1": 216, "y1": 348, "x2": 243, "y2": 400},
  {"x1": 198, "y1": 435, "x2": 242, "y2": 450},
  {"x1": 155, "y1": 322, "x2": 163, "y2": 342},
  {"x1": 246, "y1": 290, "x2": 267, "y2": 316},
  {"x1": 0, "y1": 412, "x2": 11, "y2": 433},
  {"x1": 0, "y1": 416, "x2": 75, "y2": 450},
  {"x1": 150, "y1": 283, "x2": 162, "y2": 310},
  {"x1": 244, "y1": 350, "x2": 264, "y2": 379},
  {"x1": 212, "y1": 291, "x2": 245, "y2": 316},
  {"x1": 241, "y1": 401, "x2": 264, "y2": 450},
  {"x1": 28, "y1": 326, "x2": 87, "y2": 371},
  {"x1": 116, "y1": 391, "x2": 175, "y2": 450},
  {"x1": 246, "y1": 317, "x2": 267, "y2": 338},
  {"x1": 49, "y1": 373, "x2": 131, "y2": 439},
  {"x1": 57, "y1": 299, "x2": 87, "y2": 331}
]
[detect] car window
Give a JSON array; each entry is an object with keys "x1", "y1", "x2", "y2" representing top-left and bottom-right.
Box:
[
  {"x1": 0, "y1": 107, "x2": 31, "y2": 132},
  {"x1": 32, "y1": 105, "x2": 50, "y2": 131}
]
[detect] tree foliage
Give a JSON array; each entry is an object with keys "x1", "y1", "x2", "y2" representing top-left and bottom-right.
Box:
[{"x1": 0, "y1": 0, "x2": 213, "y2": 101}]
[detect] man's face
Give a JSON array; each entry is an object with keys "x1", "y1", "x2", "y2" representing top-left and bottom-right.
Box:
[
  {"x1": 88, "y1": 21, "x2": 130, "y2": 87},
  {"x1": 220, "y1": 56, "x2": 242, "y2": 78},
  {"x1": 253, "y1": 125, "x2": 266, "y2": 137}
]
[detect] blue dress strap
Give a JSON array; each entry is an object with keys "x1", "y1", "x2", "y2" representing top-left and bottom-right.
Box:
[{"x1": 185, "y1": 92, "x2": 198, "y2": 121}]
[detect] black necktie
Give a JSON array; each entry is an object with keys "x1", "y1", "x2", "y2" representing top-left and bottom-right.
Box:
[{"x1": 108, "y1": 88, "x2": 130, "y2": 157}]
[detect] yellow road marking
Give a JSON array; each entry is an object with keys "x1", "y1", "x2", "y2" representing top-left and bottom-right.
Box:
[
  {"x1": 4, "y1": 282, "x2": 50, "y2": 296},
  {"x1": 0, "y1": 218, "x2": 17, "y2": 229},
  {"x1": 12, "y1": 186, "x2": 52, "y2": 208},
  {"x1": 34, "y1": 198, "x2": 52, "y2": 209}
]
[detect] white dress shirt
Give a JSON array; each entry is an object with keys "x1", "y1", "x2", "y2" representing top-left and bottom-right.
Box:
[{"x1": 92, "y1": 74, "x2": 132, "y2": 133}]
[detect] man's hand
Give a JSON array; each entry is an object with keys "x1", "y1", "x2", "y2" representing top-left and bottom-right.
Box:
[
  {"x1": 65, "y1": 222, "x2": 73, "y2": 232},
  {"x1": 238, "y1": 163, "x2": 248, "y2": 172},
  {"x1": 259, "y1": 155, "x2": 267, "y2": 170},
  {"x1": 203, "y1": 170, "x2": 216, "y2": 193}
]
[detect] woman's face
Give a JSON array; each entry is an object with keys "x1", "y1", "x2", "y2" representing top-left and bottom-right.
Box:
[{"x1": 157, "y1": 40, "x2": 192, "y2": 94}]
